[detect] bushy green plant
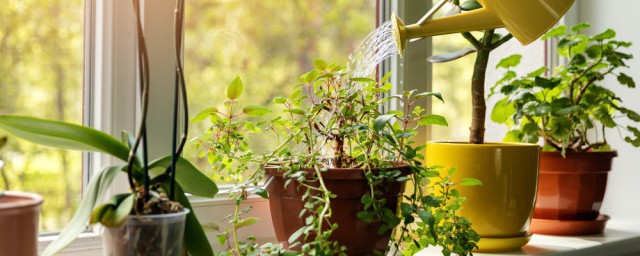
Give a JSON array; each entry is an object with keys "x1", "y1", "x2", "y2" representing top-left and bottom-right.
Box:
[
  {"x1": 491, "y1": 23, "x2": 639, "y2": 152},
  {"x1": 193, "y1": 59, "x2": 481, "y2": 255}
]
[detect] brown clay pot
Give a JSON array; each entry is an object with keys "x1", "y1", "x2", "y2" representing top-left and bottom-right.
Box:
[
  {"x1": 266, "y1": 165, "x2": 409, "y2": 255},
  {"x1": 0, "y1": 191, "x2": 43, "y2": 256},
  {"x1": 533, "y1": 151, "x2": 616, "y2": 220}
]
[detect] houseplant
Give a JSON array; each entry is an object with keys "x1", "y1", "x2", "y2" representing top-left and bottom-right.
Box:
[
  {"x1": 421, "y1": 0, "x2": 547, "y2": 251},
  {"x1": 193, "y1": 61, "x2": 482, "y2": 255},
  {"x1": 0, "y1": 136, "x2": 44, "y2": 256},
  {"x1": 0, "y1": 0, "x2": 217, "y2": 255},
  {"x1": 491, "y1": 23, "x2": 638, "y2": 235}
]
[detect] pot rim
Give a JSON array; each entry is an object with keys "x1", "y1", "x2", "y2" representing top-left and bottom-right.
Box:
[
  {"x1": 265, "y1": 163, "x2": 411, "y2": 179},
  {"x1": 0, "y1": 191, "x2": 44, "y2": 210},
  {"x1": 127, "y1": 208, "x2": 190, "y2": 220},
  {"x1": 427, "y1": 141, "x2": 540, "y2": 148},
  {"x1": 540, "y1": 150, "x2": 618, "y2": 158}
]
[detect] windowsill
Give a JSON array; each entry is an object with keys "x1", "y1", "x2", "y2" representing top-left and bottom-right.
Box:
[{"x1": 418, "y1": 220, "x2": 640, "y2": 256}]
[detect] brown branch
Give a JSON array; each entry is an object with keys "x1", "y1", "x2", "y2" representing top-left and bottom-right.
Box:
[
  {"x1": 462, "y1": 32, "x2": 482, "y2": 49},
  {"x1": 491, "y1": 34, "x2": 513, "y2": 50}
]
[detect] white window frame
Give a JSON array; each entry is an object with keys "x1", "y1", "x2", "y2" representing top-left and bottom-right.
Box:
[{"x1": 38, "y1": 0, "x2": 432, "y2": 254}]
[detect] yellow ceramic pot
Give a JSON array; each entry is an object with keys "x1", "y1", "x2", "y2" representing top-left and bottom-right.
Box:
[{"x1": 425, "y1": 142, "x2": 539, "y2": 252}]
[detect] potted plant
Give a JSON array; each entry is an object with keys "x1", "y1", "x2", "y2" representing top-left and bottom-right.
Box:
[
  {"x1": 491, "y1": 23, "x2": 638, "y2": 235},
  {"x1": 417, "y1": 1, "x2": 541, "y2": 251},
  {"x1": 0, "y1": 0, "x2": 217, "y2": 255},
  {"x1": 193, "y1": 61, "x2": 483, "y2": 255},
  {"x1": 0, "y1": 136, "x2": 44, "y2": 256}
]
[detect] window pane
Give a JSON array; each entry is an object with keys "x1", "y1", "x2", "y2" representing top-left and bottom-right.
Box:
[
  {"x1": 432, "y1": 33, "x2": 474, "y2": 141},
  {"x1": 0, "y1": 1, "x2": 84, "y2": 232},
  {"x1": 184, "y1": 0, "x2": 376, "y2": 180}
]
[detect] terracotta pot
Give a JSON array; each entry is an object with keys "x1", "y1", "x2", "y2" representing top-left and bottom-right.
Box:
[
  {"x1": 533, "y1": 151, "x2": 616, "y2": 220},
  {"x1": 266, "y1": 165, "x2": 409, "y2": 255},
  {"x1": 425, "y1": 142, "x2": 539, "y2": 252},
  {"x1": 0, "y1": 191, "x2": 43, "y2": 256}
]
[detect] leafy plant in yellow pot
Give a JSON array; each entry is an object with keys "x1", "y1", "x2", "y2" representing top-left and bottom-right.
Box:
[{"x1": 392, "y1": 0, "x2": 573, "y2": 251}]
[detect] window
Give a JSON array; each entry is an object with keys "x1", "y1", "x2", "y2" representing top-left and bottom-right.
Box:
[
  {"x1": 0, "y1": 0, "x2": 85, "y2": 233},
  {"x1": 182, "y1": 0, "x2": 378, "y2": 180}
]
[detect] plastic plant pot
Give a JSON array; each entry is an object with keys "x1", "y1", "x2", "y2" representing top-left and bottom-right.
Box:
[
  {"x1": 102, "y1": 208, "x2": 189, "y2": 256},
  {"x1": 0, "y1": 191, "x2": 43, "y2": 256}
]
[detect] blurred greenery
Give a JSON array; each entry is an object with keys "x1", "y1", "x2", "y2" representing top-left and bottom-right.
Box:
[
  {"x1": 183, "y1": 0, "x2": 377, "y2": 177},
  {"x1": 0, "y1": 0, "x2": 83, "y2": 232}
]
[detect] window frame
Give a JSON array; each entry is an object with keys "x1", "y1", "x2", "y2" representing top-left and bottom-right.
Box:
[{"x1": 38, "y1": 0, "x2": 432, "y2": 254}]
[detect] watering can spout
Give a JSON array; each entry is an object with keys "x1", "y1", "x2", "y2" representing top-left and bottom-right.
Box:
[{"x1": 392, "y1": 0, "x2": 575, "y2": 55}]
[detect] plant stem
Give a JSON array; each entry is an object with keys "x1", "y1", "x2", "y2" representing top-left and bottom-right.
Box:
[
  {"x1": 232, "y1": 201, "x2": 241, "y2": 254},
  {"x1": 469, "y1": 47, "x2": 490, "y2": 144}
]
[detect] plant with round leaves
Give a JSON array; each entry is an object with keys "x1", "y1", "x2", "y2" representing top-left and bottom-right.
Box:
[
  {"x1": 193, "y1": 60, "x2": 481, "y2": 255},
  {"x1": 491, "y1": 23, "x2": 639, "y2": 153}
]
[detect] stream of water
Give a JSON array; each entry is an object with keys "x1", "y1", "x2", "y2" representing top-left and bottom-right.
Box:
[{"x1": 347, "y1": 21, "x2": 398, "y2": 78}]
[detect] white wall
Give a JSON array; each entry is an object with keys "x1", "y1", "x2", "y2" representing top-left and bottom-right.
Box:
[{"x1": 574, "y1": 0, "x2": 640, "y2": 222}]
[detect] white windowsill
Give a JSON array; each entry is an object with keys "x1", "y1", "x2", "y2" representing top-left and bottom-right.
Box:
[{"x1": 419, "y1": 220, "x2": 640, "y2": 256}]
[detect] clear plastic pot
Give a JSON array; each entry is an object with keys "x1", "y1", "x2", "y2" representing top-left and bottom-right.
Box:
[{"x1": 102, "y1": 209, "x2": 189, "y2": 256}]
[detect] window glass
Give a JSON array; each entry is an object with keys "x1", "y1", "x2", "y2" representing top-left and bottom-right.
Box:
[
  {"x1": 0, "y1": 1, "x2": 84, "y2": 232},
  {"x1": 184, "y1": 0, "x2": 377, "y2": 180}
]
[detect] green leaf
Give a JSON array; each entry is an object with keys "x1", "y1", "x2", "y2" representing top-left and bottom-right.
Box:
[
  {"x1": 534, "y1": 77, "x2": 560, "y2": 89},
  {"x1": 191, "y1": 107, "x2": 218, "y2": 123},
  {"x1": 460, "y1": 178, "x2": 483, "y2": 186},
  {"x1": 551, "y1": 98, "x2": 580, "y2": 116},
  {"x1": 594, "y1": 106, "x2": 617, "y2": 128},
  {"x1": 242, "y1": 106, "x2": 271, "y2": 117},
  {"x1": 570, "y1": 54, "x2": 586, "y2": 66},
  {"x1": 351, "y1": 77, "x2": 375, "y2": 83},
  {"x1": 620, "y1": 107, "x2": 640, "y2": 122},
  {"x1": 548, "y1": 117, "x2": 572, "y2": 138},
  {"x1": 288, "y1": 226, "x2": 306, "y2": 244},
  {"x1": 253, "y1": 188, "x2": 269, "y2": 199},
  {"x1": 491, "y1": 98, "x2": 515, "y2": 124},
  {"x1": 460, "y1": 0, "x2": 482, "y2": 11},
  {"x1": 542, "y1": 25, "x2": 567, "y2": 40},
  {"x1": 624, "y1": 126, "x2": 640, "y2": 147},
  {"x1": 93, "y1": 193, "x2": 135, "y2": 227},
  {"x1": 496, "y1": 54, "x2": 521, "y2": 69},
  {"x1": 503, "y1": 130, "x2": 523, "y2": 142},
  {"x1": 164, "y1": 183, "x2": 214, "y2": 256},
  {"x1": 313, "y1": 59, "x2": 328, "y2": 70},
  {"x1": 592, "y1": 29, "x2": 616, "y2": 41},
  {"x1": 149, "y1": 156, "x2": 218, "y2": 198},
  {"x1": 571, "y1": 23, "x2": 591, "y2": 32},
  {"x1": 227, "y1": 76, "x2": 243, "y2": 100},
  {"x1": 235, "y1": 217, "x2": 259, "y2": 229},
  {"x1": 374, "y1": 114, "x2": 395, "y2": 132},
  {"x1": 414, "y1": 92, "x2": 444, "y2": 103},
  {"x1": 523, "y1": 102, "x2": 550, "y2": 116},
  {"x1": 216, "y1": 234, "x2": 227, "y2": 245},
  {"x1": 427, "y1": 48, "x2": 476, "y2": 63},
  {"x1": 0, "y1": 115, "x2": 130, "y2": 162},
  {"x1": 286, "y1": 109, "x2": 306, "y2": 115},
  {"x1": 42, "y1": 165, "x2": 122, "y2": 256},
  {"x1": 618, "y1": 73, "x2": 636, "y2": 88},
  {"x1": 419, "y1": 114, "x2": 448, "y2": 126}
]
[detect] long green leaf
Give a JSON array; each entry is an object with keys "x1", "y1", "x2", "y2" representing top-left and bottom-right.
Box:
[
  {"x1": 163, "y1": 183, "x2": 214, "y2": 256},
  {"x1": 149, "y1": 156, "x2": 218, "y2": 198},
  {"x1": 0, "y1": 115, "x2": 129, "y2": 162},
  {"x1": 42, "y1": 165, "x2": 122, "y2": 256}
]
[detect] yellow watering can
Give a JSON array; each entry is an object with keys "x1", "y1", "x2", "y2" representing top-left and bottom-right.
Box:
[{"x1": 392, "y1": 0, "x2": 575, "y2": 54}]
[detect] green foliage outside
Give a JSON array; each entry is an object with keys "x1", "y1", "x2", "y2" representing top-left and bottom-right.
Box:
[
  {"x1": 0, "y1": 0, "x2": 83, "y2": 232},
  {"x1": 491, "y1": 23, "x2": 640, "y2": 153}
]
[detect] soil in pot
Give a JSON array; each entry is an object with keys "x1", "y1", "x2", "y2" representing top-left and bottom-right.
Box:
[
  {"x1": 102, "y1": 209, "x2": 189, "y2": 256},
  {"x1": 531, "y1": 151, "x2": 616, "y2": 235},
  {"x1": 0, "y1": 191, "x2": 43, "y2": 256},
  {"x1": 266, "y1": 165, "x2": 409, "y2": 255}
]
